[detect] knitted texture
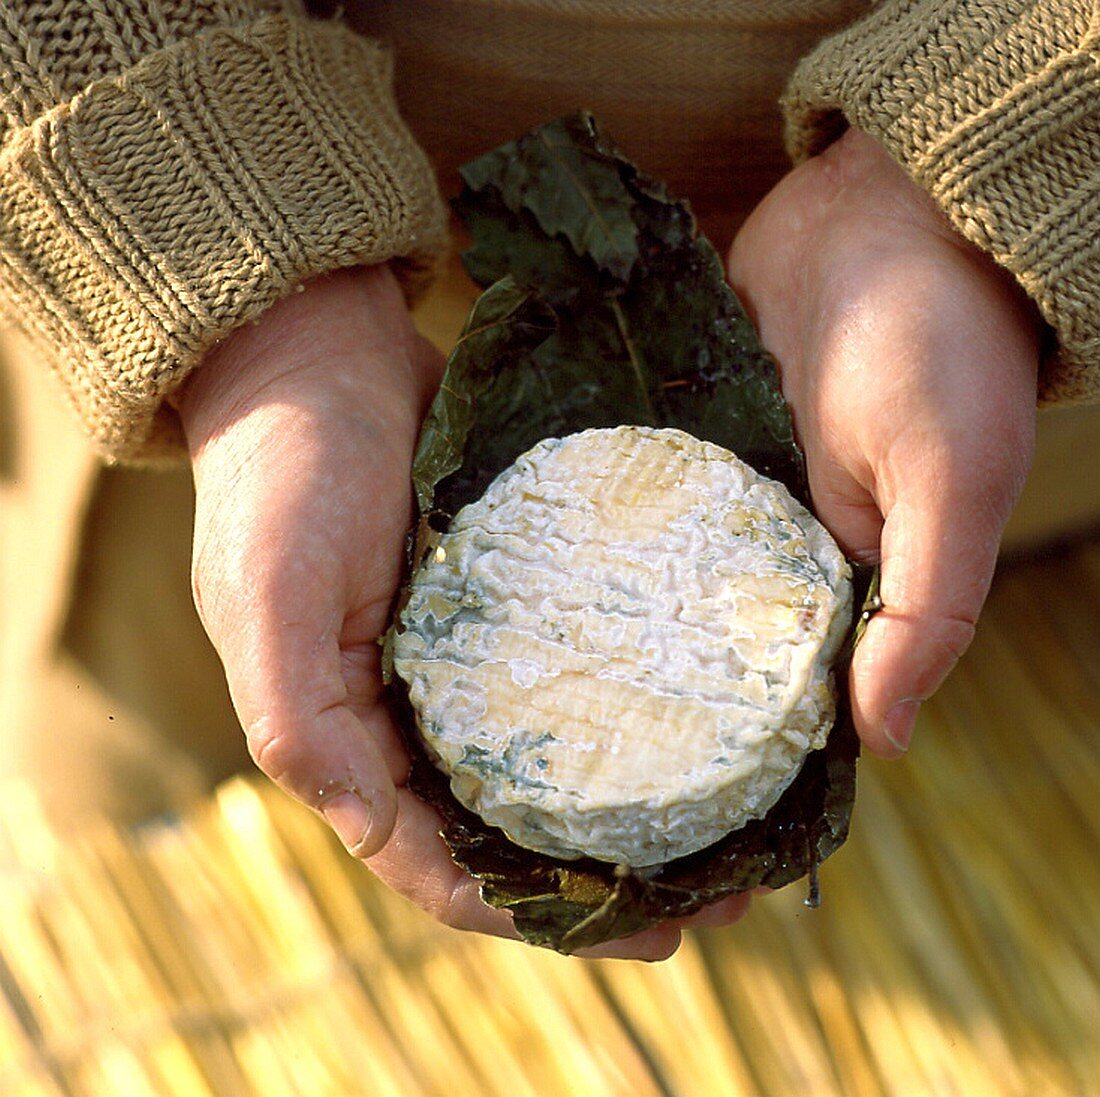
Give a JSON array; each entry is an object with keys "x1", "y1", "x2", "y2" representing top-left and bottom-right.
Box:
[
  {"x1": 783, "y1": 0, "x2": 1100, "y2": 405},
  {"x1": 0, "y1": 2, "x2": 447, "y2": 460}
]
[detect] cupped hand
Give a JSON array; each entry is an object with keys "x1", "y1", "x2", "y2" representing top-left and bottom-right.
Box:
[
  {"x1": 178, "y1": 264, "x2": 747, "y2": 959},
  {"x1": 728, "y1": 128, "x2": 1041, "y2": 756}
]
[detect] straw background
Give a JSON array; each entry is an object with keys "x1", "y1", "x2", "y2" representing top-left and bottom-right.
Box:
[{"x1": 2, "y1": 534, "x2": 1099, "y2": 1096}]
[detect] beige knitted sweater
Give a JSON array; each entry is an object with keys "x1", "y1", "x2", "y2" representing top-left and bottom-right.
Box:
[{"x1": 0, "y1": 0, "x2": 1097, "y2": 462}]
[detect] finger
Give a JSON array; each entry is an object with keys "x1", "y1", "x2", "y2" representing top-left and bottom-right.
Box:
[
  {"x1": 849, "y1": 486, "x2": 1003, "y2": 757},
  {"x1": 248, "y1": 692, "x2": 400, "y2": 859},
  {"x1": 367, "y1": 787, "x2": 519, "y2": 938},
  {"x1": 222, "y1": 601, "x2": 401, "y2": 858},
  {"x1": 671, "y1": 892, "x2": 753, "y2": 931},
  {"x1": 576, "y1": 926, "x2": 682, "y2": 962}
]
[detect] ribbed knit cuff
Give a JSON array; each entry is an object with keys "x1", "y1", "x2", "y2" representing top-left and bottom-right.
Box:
[
  {"x1": 0, "y1": 14, "x2": 447, "y2": 461},
  {"x1": 783, "y1": 0, "x2": 1100, "y2": 406}
]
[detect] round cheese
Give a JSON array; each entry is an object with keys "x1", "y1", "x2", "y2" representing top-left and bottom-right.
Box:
[{"x1": 394, "y1": 425, "x2": 853, "y2": 867}]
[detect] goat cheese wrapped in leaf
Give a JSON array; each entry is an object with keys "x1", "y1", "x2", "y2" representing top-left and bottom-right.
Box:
[{"x1": 395, "y1": 426, "x2": 853, "y2": 867}]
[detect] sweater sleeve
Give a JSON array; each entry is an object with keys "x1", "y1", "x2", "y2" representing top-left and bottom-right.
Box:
[
  {"x1": 0, "y1": 1, "x2": 447, "y2": 461},
  {"x1": 782, "y1": 0, "x2": 1100, "y2": 406}
]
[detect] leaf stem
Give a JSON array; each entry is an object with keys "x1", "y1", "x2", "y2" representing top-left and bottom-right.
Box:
[{"x1": 610, "y1": 298, "x2": 656, "y2": 425}]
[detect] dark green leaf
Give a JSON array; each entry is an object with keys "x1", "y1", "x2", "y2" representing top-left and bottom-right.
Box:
[
  {"x1": 458, "y1": 113, "x2": 641, "y2": 282},
  {"x1": 410, "y1": 278, "x2": 555, "y2": 516},
  {"x1": 453, "y1": 109, "x2": 807, "y2": 510}
]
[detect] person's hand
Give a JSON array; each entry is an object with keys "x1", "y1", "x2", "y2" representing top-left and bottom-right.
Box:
[
  {"x1": 178, "y1": 264, "x2": 748, "y2": 959},
  {"x1": 728, "y1": 128, "x2": 1040, "y2": 756}
]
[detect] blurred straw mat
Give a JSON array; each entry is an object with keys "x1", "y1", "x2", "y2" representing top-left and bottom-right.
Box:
[{"x1": 2, "y1": 532, "x2": 1100, "y2": 1096}]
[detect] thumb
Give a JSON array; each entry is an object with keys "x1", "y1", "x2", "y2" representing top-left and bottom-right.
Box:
[
  {"x1": 243, "y1": 690, "x2": 401, "y2": 860},
  {"x1": 201, "y1": 578, "x2": 403, "y2": 858},
  {"x1": 849, "y1": 483, "x2": 1004, "y2": 758}
]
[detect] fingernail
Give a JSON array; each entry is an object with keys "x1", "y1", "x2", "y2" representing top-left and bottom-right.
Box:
[
  {"x1": 322, "y1": 792, "x2": 373, "y2": 857},
  {"x1": 884, "y1": 699, "x2": 921, "y2": 753}
]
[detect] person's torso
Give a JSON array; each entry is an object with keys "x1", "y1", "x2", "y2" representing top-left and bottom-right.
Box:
[{"x1": 339, "y1": 0, "x2": 869, "y2": 247}]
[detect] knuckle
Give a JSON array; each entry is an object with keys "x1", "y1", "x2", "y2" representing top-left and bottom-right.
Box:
[
  {"x1": 245, "y1": 715, "x2": 302, "y2": 788},
  {"x1": 930, "y1": 612, "x2": 978, "y2": 672}
]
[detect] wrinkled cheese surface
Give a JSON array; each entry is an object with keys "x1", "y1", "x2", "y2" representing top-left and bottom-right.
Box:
[{"x1": 395, "y1": 426, "x2": 852, "y2": 867}]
